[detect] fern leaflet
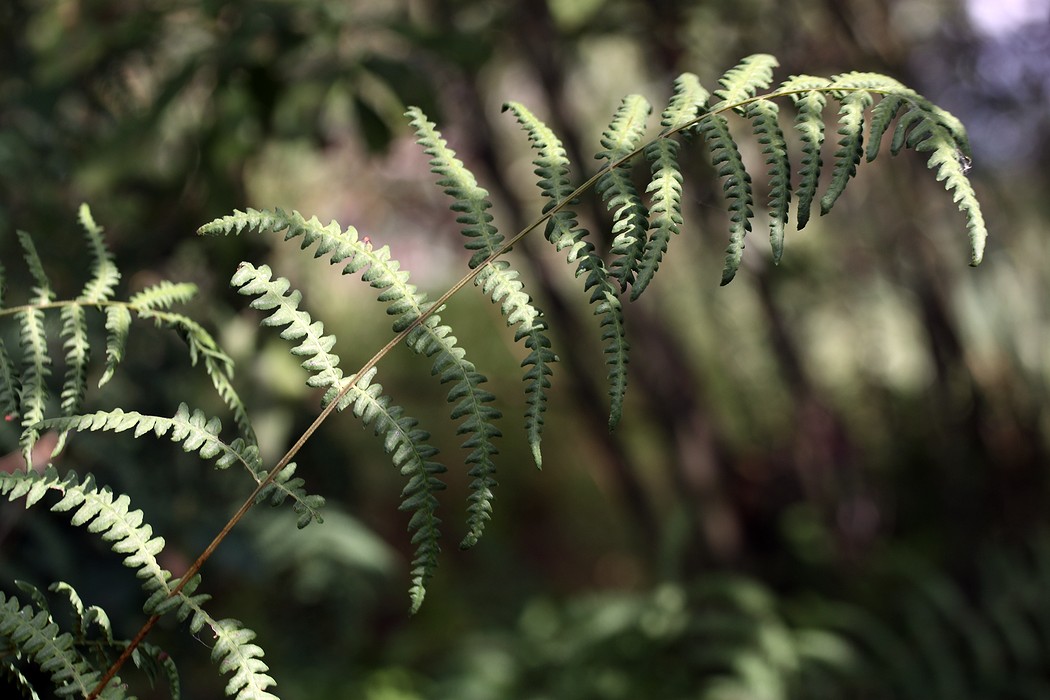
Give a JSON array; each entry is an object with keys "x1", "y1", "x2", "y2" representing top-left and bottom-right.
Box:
[
  {"x1": 227, "y1": 262, "x2": 445, "y2": 608},
  {"x1": 202, "y1": 208, "x2": 501, "y2": 549},
  {"x1": 15, "y1": 231, "x2": 54, "y2": 467},
  {"x1": 747, "y1": 98, "x2": 792, "y2": 264},
  {"x1": 502, "y1": 101, "x2": 630, "y2": 430},
  {"x1": 595, "y1": 94, "x2": 652, "y2": 290},
  {"x1": 820, "y1": 90, "x2": 873, "y2": 215},
  {"x1": 780, "y1": 75, "x2": 831, "y2": 230},
  {"x1": 407, "y1": 106, "x2": 555, "y2": 470}
]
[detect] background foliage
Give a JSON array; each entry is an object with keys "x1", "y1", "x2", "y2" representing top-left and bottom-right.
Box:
[{"x1": 2, "y1": 0, "x2": 1049, "y2": 697}]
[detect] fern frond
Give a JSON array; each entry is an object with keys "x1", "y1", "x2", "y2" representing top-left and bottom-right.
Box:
[
  {"x1": 820, "y1": 90, "x2": 873, "y2": 215},
  {"x1": 56, "y1": 304, "x2": 90, "y2": 456},
  {"x1": 0, "y1": 339, "x2": 17, "y2": 420},
  {"x1": 139, "y1": 309, "x2": 254, "y2": 443},
  {"x1": 408, "y1": 105, "x2": 554, "y2": 469},
  {"x1": 899, "y1": 110, "x2": 988, "y2": 264},
  {"x1": 208, "y1": 618, "x2": 278, "y2": 700},
  {"x1": 128, "y1": 281, "x2": 199, "y2": 311},
  {"x1": 696, "y1": 114, "x2": 754, "y2": 285},
  {"x1": 231, "y1": 263, "x2": 344, "y2": 391},
  {"x1": 76, "y1": 204, "x2": 121, "y2": 304},
  {"x1": 713, "y1": 53, "x2": 779, "y2": 109},
  {"x1": 225, "y1": 262, "x2": 445, "y2": 602},
  {"x1": 596, "y1": 94, "x2": 652, "y2": 290},
  {"x1": 405, "y1": 107, "x2": 504, "y2": 266},
  {"x1": 659, "y1": 71, "x2": 711, "y2": 132},
  {"x1": 866, "y1": 94, "x2": 909, "y2": 162},
  {"x1": 502, "y1": 101, "x2": 630, "y2": 429},
  {"x1": 15, "y1": 232, "x2": 54, "y2": 468},
  {"x1": 0, "y1": 466, "x2": 277, "y2": 698},
  {"x1": 98, "y1": 306, "x2": 130, "y2": 389},
  {"x1": 781, "y1": 76, "x2": 831, "y2": 229},
  {"x1": 0, "y1": 589, "x2": 126, "y2": 699},
  {"x1": 330, "y1": 369, "x2": 446, "y2": 612},
  {"x1": 747, "y1": 98, "x2": 792, "y2": 264},
  {"x1": 632, "y1": 138, "x2": 684, "y2": 298},
  {"x1": 205, "y1": 209, "x2": 501, "y2": 547},
  {"x1": 631, "y1": 74, "x2": 710, "y2": 297},
  {"x1": 47, "y1": 581, "x2": 180, "y2": 696},
  {"x1": 40, "y1": 404, "x2": 324, "y2": 527}
]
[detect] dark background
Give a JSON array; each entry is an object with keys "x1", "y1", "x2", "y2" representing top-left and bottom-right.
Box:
[{"x1": 2, "y1": 0, "x2": 1049, "y2": 697}]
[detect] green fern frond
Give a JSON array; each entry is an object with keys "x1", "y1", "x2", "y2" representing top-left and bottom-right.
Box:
[
  {"x1": 696, "y1": 113, "x2": 754, "y2": 285},
  {"x1": 98, "y1": 307, "x2": 129, "y2": 389},
  {"x1": 1, "y1": 466, "x2": 277, "y2": 698},
  {"x1": 0, "y1": 589, "x2": 126, "y2": 699},
  {"x1": 632, "y1": 74, "x2": 710, "y2": 298},
  {"x1": 15, "y1": 232, "x2": 54, "y2": 468},
  {"x1": 40, "y1": 404, "x2": 324, "y2": 527},
  {"x1": 225, "y1": 261, "x2": 445, "y2": 601},
  {"x1": 659, "y1": 71, "x2": 711, "y2": 132},
  {"x1": 76, "y1": 204, "x2": 121, "y2": 304},
  {"x1": 820, "y1": 90, "x2": 873, "y2": 215},
  {"x1": 780, "y1": 76, "x2": 831, "y2": 230},
  {"x1": 407, "y1": 105, "x2": 554, "y2": 469},
  {"x1": 140, "y1": 309, "x2": 254, "y2": 443},
  {"x1": 329, "y1": 369, "x2": 446, "y2": 612},
  {"x1": 502, "y1": 100, "x2": 630, "y2": 429},
  {"x1": 899, "y1": 111, "x2": 988, "y2": 264},
  {"x1": 596, "y1": 94, "x2": 652, "y2": 290},
  {"x1": 747, "y1": 98, "x2": 792, "y2": 264},
  {"x1": 55, "y1": 304, "x2": 90, "y2": 456},
  {"x1": 405, "y1": 106, "x2": 504, "y2": 265},
  {"x1": 204, "y1": 209, "x2": 502, "y2": 548},
  {"x1": 866, "y1": 94, "x2": 909, "y2": 162},
  {"x1": 0, "y1": 339, "x2": 17, "y2": 420},
  {"x1": 128, "y1": 281, "x2": 199, "y2": 311},
  {"x1": 633, "y1": 138, "x2": 684, "y2": 298},
  {"x1": 713, "y1": 53, "x2": 778, "y2": 108},
  {"x1": 231, "y1": 263, "x2": 344, "y2": 391}
]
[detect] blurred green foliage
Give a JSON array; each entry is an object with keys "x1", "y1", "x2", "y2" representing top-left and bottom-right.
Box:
[{"x1": 3, "y1": 0, "x2": 1050, "y2": 697}]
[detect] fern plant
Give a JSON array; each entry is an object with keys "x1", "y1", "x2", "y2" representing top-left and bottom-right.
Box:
[{"x1": 0, "y1": 55, "x2": 986, "y2": 698}]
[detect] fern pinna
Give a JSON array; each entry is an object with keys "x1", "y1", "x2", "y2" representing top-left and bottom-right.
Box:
[{"x1": 0, "y1": 54, "x2": 987, "y2": 699}]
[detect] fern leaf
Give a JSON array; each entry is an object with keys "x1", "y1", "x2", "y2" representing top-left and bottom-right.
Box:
[
  {"x1": 0, "y1": 339, "x2": 18, "y2": 422},
  {"x1": 15, "y1": 232, "x2": 54, "y2": 467},
  {"x1": 820, "y1": 90, "x2": 873, "y2": 215},
  {"x1": 231, "y1": 263, "x2": 344, "y2": 390},
  {"x1": 633, "y1": 137, "x2": 683, "y2": 298},
  {"x1": 99, "y1": 306, "x2": 130, "y2": 388},
  {"x1": 225, "y1": 261, "x2": 444, "y2": 601},
  {"x1": 866, "y1": 94, "x2": 909, "y2": 162},
  {"x1": 502, "y1": 100, "x2": 630, "y2": 429},
  {"x1": 56, "y1": 304, "x2": 90, "y2": 456},
  {"x1": 900, "y1": 111, "x2": 988, "y2": 264},
  {"x1": 210, "y1": 618, "x2": 278, "y2": 700},
  {"x1": 0, "y1": 589, "x2": 125, "y2": 699},
  {"x1": 596, "y1": 94, "x2": 652, "y2": 290},
  {"x1": 747, "y1": 98, "x2": 792, "y2": 264},
  {"x1": 781, "y1": 76, "x2": 831, "y2": 229},
  {"x1": 696, "y1": 114, "x2": 754, "y2": 285},
  {"x1": 330, "y1": 369, "x2": 446, "y2": 612},
  {"x1": 129, "y1": 281, "x2": 199, "y2": 311},
  {"x1": 207, "y1": 209, "x2": 501, "y2": 547},
  {"x1": 139, "y1": 309, "x2": 254, "y2": 443},
  {"x1": 714, "y1": 53, "x2": 779, "y2": 109},
  {"x1": 630, "y1": 74, "x2": 711, "y2": 297},
  {"x1": 40, "y1": 405, "x2": 324, "y2": 527},
  {"x1": 405, "y1": 106, "x2": 504, "y2": 266},
  {"x1": 408, "y1": 106, "x2": 554, "y2": 469},
  {"x1": 77, "y1": 204, "x2": 121, "y2": 304},
  {"x1": 660, "y1": 71, "x2": 711, "y2": 132}
]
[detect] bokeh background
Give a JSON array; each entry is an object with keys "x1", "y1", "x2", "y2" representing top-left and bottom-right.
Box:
[{"x1": 2, "y1": 0, "x2": 1050, "y2": 697}]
